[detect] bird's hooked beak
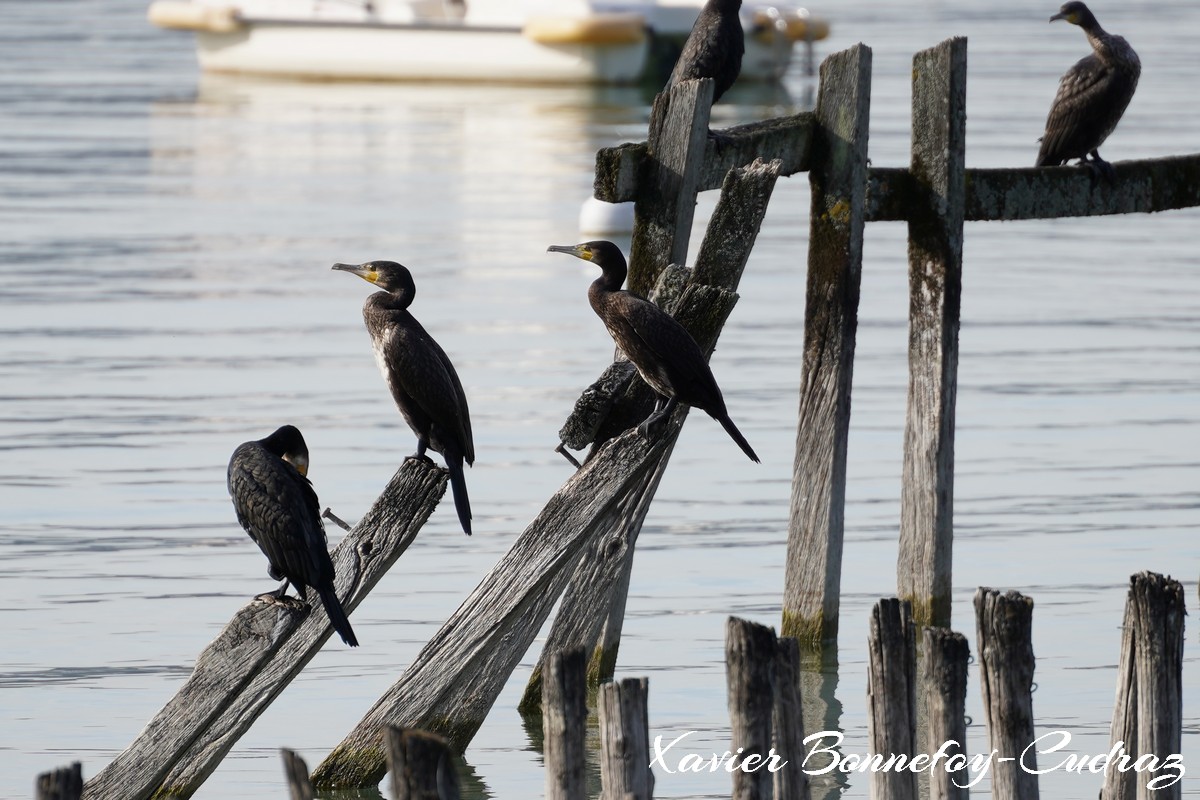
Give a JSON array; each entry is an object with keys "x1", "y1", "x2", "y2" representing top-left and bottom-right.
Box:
[
  {"x1": 547, "y1": 244, "x2": 593, "y2": 262},
  {"x1": 284, "y1": 452, "x2": 309, "y2": 477},
  {"x1": 1049, "y1": 9, "x2": 1077, "y2": 24},
  {"x1": 333, "y1": 262, "x2": 378, "y2": 284}
]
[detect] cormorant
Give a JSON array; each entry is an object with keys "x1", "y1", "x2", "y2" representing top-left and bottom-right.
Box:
[
  {"x1": 334, "y1": 261, "x2": 475, "y2": 535},
  {"x1": 547, "y1": 240, "x2": 759, "y2": 463},
  {"x1": 228, "y1": 425, "x2": 358, "y2": 647},
  {"x1": 666, "y1": 0, "x2": 745, "y2": 107},
  {"x1": 1036, "y1": 1, "x2": 1140, "y2": 179}
]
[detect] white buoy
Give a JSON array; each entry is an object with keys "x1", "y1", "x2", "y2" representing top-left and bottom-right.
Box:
[{"x1": 578, "y1": 196, "x2": 635, "y2": 235}]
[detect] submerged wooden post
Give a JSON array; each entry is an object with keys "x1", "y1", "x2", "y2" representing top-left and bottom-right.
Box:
[
  {"x1": 1101, "y1": 572, "x2": 1186, "y2": 800},
  {"x1": 311, "y1": 429, "x2": 666, "y2": 789},
  {"x1": 726, "y1": 617, "x2": 778, "y2": 800},
  {"x1": 921, "y1": 627, "x2": 969, "y2": 800},
  {"x1": 897, "y1": 37, "x2": 967, "y2": 629},
  {"x1": 865, "y1": 600, "x2": 917, "y2": 800},
  {"x1": 544, "y1": 649, "x2": 588, "y2": 800},
  {"x1": 974, "y1": 588, "x2": 1038, "y2": 800},
  {"x1": 782, "y1": 43, "x2": 872, "y2": 644},
  {"x1": 772, "y1": 638, "x2": 811, "y2": 800},
  {"x1": 1102, "y1": 591, "x2": 1138, "y2": 800},
  {"x1": 280, "y1": 750, "x2": 314, "y2": 800},
  {"x1": 36, "y1": 763, "x2": 82, "y2": 800},
  {"x1": 386, "y1": 728, "x2": 461, "y2": 800},
  {"x1": 82, "y1": 459, "x2": 447, "y2": 800},
  {"x1": 626, "y1": 78, "x2": 713, "y2": 295},
  {"x1": 598, "y1": 678, "x2": 654, "y2": 800},
  {"x1": 521, "y1": 159, "x2": 783, "y2": 713}
]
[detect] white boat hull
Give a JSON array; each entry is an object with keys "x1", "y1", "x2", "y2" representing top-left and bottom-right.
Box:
[{"x1": 195, "y1": 22, "x2": 648, "y2": 83}]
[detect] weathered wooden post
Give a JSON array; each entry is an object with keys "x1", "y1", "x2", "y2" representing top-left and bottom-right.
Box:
[
  {"x1": 598, "y1": 678, "x2": 654, "y2": 800},
  {"x1": 311, "y1": 429, "x2": 666, "y2": 788},
  {"x1": 36, "y1": 763, "x2": 82, "y2": 800},
  {"x1": 782, "y1": 43, "x2": 872, "y2": 644},
  {"x1": 772, "y1": 637, "x2": 811, "y2": 800},
  {"x1": 520, "y1": 157, "x2": 784, "y2": 712},
  {"x1": 386, "y1": 728, "x2": 461, "y2": 800},
  {"x1": 280, "y1": 749, "x2": 314, "y2": 800},
  {"x1": 543, "y1": 649, "x2": 589, "y2": 800},
  {"x1": 626, "y1": 79, "x2": 713, "y2": 295},
  {"x1": 82, "y1": 459, "x2": 447, "y2": 800},
  {"x1": 726, "y1": 617, "x2": 778, "y2": 800},
  {"x1": 974, "y1": 588, "x2": 1038, "y2": 800},
  {"x1": 920, "y1": 627, "x2": 969, "y2": 800},
  {"x1": 1101, "y1": 572, "x2": 1185, "y2": 800},
  {"x1": 897, "y1": 37, "x2": 967, "y2": 629},
  {"x1": 866, "y1": 599, "x2": 917, "y2": 800}
]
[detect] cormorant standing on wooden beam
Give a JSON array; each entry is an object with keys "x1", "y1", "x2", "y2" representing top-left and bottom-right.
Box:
[
  {"x1": 228, "y1": 425, "x2": 358, "y2": 647},
  {"x1": 666, "y1": 0, "x2": 745, "y2": 107},
  {"x1": 1036, "y1": 1, "x2": 1140, "y2": 179},
  {"x1": 334, "y1": 261, "x2": 475, "y2": 535},
  {"x1": 548, "y1": 240, "x2": 758, "y2": 463}
]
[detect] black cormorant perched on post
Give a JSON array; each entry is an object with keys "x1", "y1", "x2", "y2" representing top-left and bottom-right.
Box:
[
  {"x1": 666, "y1": 0, "x2": 744, "y2": 107},
  {"x1": 228, "y1": 425, "x2": 358, "y2": 647},
  {"x1": 1036, "y1": 1, "x2": 1140, "y2": 179},
  {"x1": 547, "y1": 240, "x2": 758, "y2": 463},
  {"x1": 333, "y1": 261, "x2": 475, "y2": 535}
]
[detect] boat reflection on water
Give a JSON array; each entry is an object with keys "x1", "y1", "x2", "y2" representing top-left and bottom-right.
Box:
[{"x1": 151, "y1": 71, "x2": 801, "y2": 247}]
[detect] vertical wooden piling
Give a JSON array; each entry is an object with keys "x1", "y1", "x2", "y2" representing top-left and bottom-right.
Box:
[
  {"x1": 35, "y1": 763, "x2": 82, "y2": 800},
  {"x1": 726, "y1": 617, "x2": 778, "y2": 800},
  {"x1": 772, "y1": 637, "x2": 811, "y2": 800},
  {"x1": 897, "y1": 37, "x2": 967, "y2": 629},
  {"x1": 544, "y1": 648, "x2": 589, "y2": 800},
  {"x1": 866, "y1": 599, "x2": 918, "y2": 800},
  {"x1": 782, "y1": 43, "x2": 872, "y2": 644},
  {"x1": 1101, "y1": 572, "x2": 1185, "y2": 800},
  {"x1": 920, "y1": 628, "x2": 969, "y2": 800},
  {"x1": 974, "y1": 588, "x2": 1038, "y2": 800},
  {"x1": 1102, "y1": 591, "x2": 1138, "y2": 800},
  {"x1": 627, "y1": 78, "x2": 714, "y2": 296},
  {"x1": 279, "y1": 750, "x2": 314, "y2": 800},
  {"x1": 598, "y1": 678, "x2": 654, "y2": 800},
  {"x1": 386, "y1": 727, "x2": 461, "y2": 800}
]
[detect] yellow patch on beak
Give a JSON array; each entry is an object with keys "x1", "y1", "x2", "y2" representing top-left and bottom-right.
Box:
[{"x1": 285, "y1": 453, "x2": 309, "y2": 477}]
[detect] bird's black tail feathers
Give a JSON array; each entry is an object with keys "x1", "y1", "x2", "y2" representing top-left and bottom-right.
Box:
[
  {"x1": 317, "y1": 585, "x2": 358, "y2": 647},
  {"x1": 448, "y1": 453, "x2": 472, "y2": 535},
  {"x1": 716, "y1": 413, "x2": 760, "y2": 463}
]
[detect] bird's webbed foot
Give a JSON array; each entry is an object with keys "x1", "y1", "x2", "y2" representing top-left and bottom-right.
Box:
[
  {"x1": 637, "y1": 410, "x2": 669, "y2": 442},
  {"x1": 405, "y1": 439, "x2": 435, "y2": 465},
  {"x1": 256, "y1": 583, "x2": 307, "y2": 610},
  {"x1": 1083, "y1": 152, "x2": 1115, "y2": 184}
]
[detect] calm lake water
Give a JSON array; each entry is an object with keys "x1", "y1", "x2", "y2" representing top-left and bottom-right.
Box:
[{"x1": 2, "y1": 1, "x2": 1197, "y2": 798}]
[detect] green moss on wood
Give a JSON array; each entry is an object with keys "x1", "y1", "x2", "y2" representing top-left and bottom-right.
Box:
[
  {"x1": 309, "y1": 743, "x2": 387, "y2": 790},
  {"x1": 900, "y1": 592, "x2": 952, "y2": 630},
  {"x1": 587, "y1": 641, "x2": 619, "y2": 689},
  {"x1": 517, "y1": 664, "x2": 545, "y2": 716},
  {"x1": 423, "y1": 715, "x2": 485, "y2": 754},
  {"x1": 781, "y1": 608, "x2": 837, "y2": 645}
]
